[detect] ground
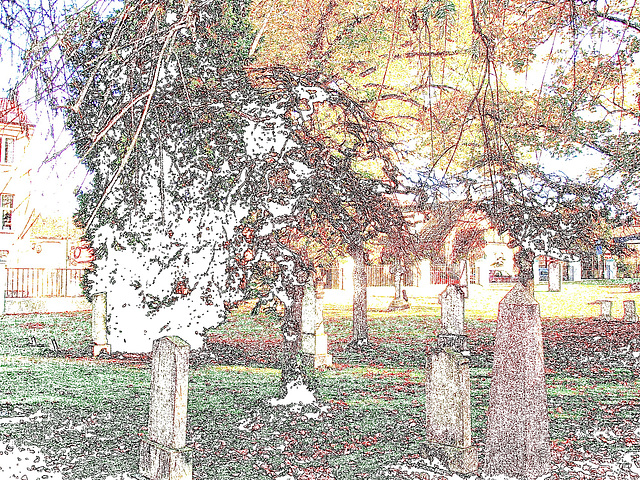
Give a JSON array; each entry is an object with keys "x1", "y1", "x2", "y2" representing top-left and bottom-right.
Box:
[{"x1": 0, "y1": 282, "x2": 639, "y2": 479}]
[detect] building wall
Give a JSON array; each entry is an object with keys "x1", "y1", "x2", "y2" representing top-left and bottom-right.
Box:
[{"x1": 0, "y1": 119, "x2": 33, "y2": 266}]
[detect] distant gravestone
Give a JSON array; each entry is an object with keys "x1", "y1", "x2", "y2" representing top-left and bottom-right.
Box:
[
  {"x1": 599, "y1": 300, "x2": 613, "y2": 321},
  {"x1": 484, "y1": 284, "x2": 551, "y2": 480},
  {"x1": 387, "y1": 263, "x2": 410, "y2": 311},
  {"x1": 91, "y1": 293, "x2": 111, "y2": 356},
  {"x1": 623, "y1": 300, "x2": 638, "y2": 322},
  {"x1": 439, "y1": 284, "x2": 465, "y2": 336},
  {"x1": 139, "y1": 336, "x2": 192, "y2": 480},
  {"x1": 548, "y1": 261, "x2": 561, "y2": 292},
  {"x1": 301, "y1": 280, "x2": 332, "y2": 368},
  {"x1": 425, "y1": 283, "x2": 477, "y2": 474}
]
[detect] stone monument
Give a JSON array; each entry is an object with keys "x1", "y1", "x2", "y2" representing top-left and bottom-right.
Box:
[
  {"x1": 140, "y1": 336, "x2": 192, "y2": 480},
  {"x1": 483, "y1": 284, "x2": 551, "y2": 480},
  {"x1": 91, "y1": 292, "x2": 111, "y2": 356},
  {"x1": 387, "y1": 262, "x2": 410, "y2": 311},
  {"x1": 623, "y1": 300, "x2": 638, "y2": 322},
  {"x1": 424, "y1": 284, "x2": 477, "y2": 473}
]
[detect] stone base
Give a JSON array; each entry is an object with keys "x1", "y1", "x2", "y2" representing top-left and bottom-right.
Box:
[
  {"x1": 93, "y1": 344, "x2": 111, "y2": 356},
  {"x1": 304, "y1": 353, "x2": 332, "y2": 369},
  {"x1": 387, "y1": 298, "x2": 410, "y2": 311},
  {"x1": 421, "y1": 443, "x2": 478, "y2": 474},
  {"x1": 623, "y1": 315, "x2": 639, "y2": 322},
  {"x1": 139, "y1": 437, "x2": 192, "y2": 480}
]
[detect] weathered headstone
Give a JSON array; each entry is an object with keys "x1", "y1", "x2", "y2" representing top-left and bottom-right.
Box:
[
  {"x1": 599, "y1": 300, "x2": 612, "y2": 321},
  {"x1": 139, "y1": 336, "x2": 192, "y2": 480},
  {"x1": 425, "y1": 284, "x2": 477, "y2": 474},
  {"x1": 484, "y1": 284, "x2": 551, "y2": 480},
  {"x1": 439, "y1": 284, "x2": 465, "y2": 336},
  {"x1": 301, "y1": 280, "x2": 332, "y2": 368},
  {"x1": 548, "y1": 261, "x2": 561, "y2": 292},
  {"x1": 623, "y1": 300, "x2": 638, "y2": 322},
  {"x1": 387, "y1": 263, "x2": 410, "y2": 311},
  {"x1": 91, "y1": 292, "x2": 111, "y2": 356}
]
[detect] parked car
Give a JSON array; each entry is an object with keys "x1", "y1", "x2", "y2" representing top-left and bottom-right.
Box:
[{"x1": 489, "y1": 270, "x2": 516, "y2": 283}]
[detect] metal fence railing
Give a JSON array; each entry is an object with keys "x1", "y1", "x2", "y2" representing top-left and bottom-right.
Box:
[
  {"x1": 6, "y1": 268, "x2": 85, "y2": 298},
  {"x1": 430, "y1": 264, "x2": 459, "y2": 284}
]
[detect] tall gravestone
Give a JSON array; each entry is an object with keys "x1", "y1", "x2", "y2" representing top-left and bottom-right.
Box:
[
  {"x1": 301, "y1": 280, "x2": 332, "y2": 368},
  {"x1": 140, "y1": 336, "x2": 192, "y2": 480},
  {"x1": 91, "y1": 292, "x2": 111, "y2": 356},
  {"x1": 548, "y1": 261, "x2": 561, "y2": 292},
  {"x1": 424, "y1": 284, "x2": 477, "y2": 473},
  {"x1": 599, "y1": 300, "x2": 613, "y2": 321},
  {"x1": 484, "y1": 284, "x2": 551, "y2": 480},
  {"x1": 623, "y1": 300, "x2": 638, "y2": 322}
]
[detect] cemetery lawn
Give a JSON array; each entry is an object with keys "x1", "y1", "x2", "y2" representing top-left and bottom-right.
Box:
[{"x1": 1, "y1": 283, "x2": 639, "y2": 479}]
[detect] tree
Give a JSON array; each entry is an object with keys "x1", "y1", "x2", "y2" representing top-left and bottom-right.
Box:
[{"x1": 247, "y1": 0, "x2": 640, "y2": 274}]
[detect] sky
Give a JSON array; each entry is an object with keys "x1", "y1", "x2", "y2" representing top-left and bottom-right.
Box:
[{"x1": 0, "y1": 0, "x2": 123, "y2": 217}]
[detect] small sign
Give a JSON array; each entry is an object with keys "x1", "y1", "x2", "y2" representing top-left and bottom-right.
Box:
[{"x1": 595, "y1": 245, "x2": 603, "y2": 255}]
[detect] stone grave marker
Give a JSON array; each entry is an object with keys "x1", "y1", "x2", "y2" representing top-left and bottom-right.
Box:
[
  {"x1": 623, "y1": 300, "x2": 638, "y2": 322},
  {"x1": 301, "y1": 280, "x2": 332, "y2": 368},
  {"x1": 484, "y1": 283, "x2": 551, "y2": 480},
  {"x1": 439, "y1": 284, "x2": 465, "y2": 337},
  {"x1": 91, "y1": 292, "x2": 111, "y2": 356},
  {"x1": 599, "y1": 300, "x2": 612, "y2": 321},
  {"x1": 425, "y1": 283, "x2": 477, "y2": 473},
  {"x1": 387, "y1": 263, "x2": 410, "y2": 311},
  {"x1": 548, "y1": 261, "x2": 561, "y2": 292},
  {"x1": 139, "y1": 336, "x2": 192, "y2": 480}
]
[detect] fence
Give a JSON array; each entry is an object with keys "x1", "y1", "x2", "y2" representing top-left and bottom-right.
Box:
[
  {"x1": 430, "y1": 264, "x2": 459, "y2": 284},
  {"x1": 6, "y1": 268, "x2": 85, "y2": 298},
  {"x1": 366, "y1": 265, "x2": 417, "y2": 287}
]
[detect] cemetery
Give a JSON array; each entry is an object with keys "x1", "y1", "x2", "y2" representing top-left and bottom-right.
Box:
[
  {"x1": 2, "y1": 2, "x2": 640, "y2": 479},
  {"x1": 1, "y1": 281, "x2": 639, "y2": 479}
]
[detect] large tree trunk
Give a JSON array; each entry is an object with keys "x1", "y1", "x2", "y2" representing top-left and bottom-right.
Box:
[{"x1": 348, "y1": 239, "x2": 369, "y2": 349}]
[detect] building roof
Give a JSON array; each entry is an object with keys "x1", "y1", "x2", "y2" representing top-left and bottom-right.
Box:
[{"x1": 0, "y1": 99, "x2": 32, "y2": 127}]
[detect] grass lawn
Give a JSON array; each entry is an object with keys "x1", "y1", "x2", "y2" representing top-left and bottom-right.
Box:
[{"x1": 1, "y1": 283, "x2": 640, "y2": 479}]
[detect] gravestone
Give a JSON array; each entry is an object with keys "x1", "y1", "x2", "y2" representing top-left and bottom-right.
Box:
[
  {"x1": 623, "y1": 300, "x2": 638, "y2": 322},
  {"x1": 301, "y1": 280, "x2": 332, "y2": 368},
  {"x1": 548, "y1": 261, "x2": 561, "y2": 292},
  {"x1": 387, "y1": 263, "x2": 410, "y2": 311},
  {"x1": 484, "y1": 284, "x2": 551, "y2": 480},
  {"x1": 439, "y1": 284, "x2": 465, "y2": 336},
  {"x1": 599, "y1": 300, "x2": 612, "y2": 321},
  {"x1": 91, "y1": 292, "x2": 111, "y2": 356},
  {"x1": 139, "y1": 336, "x2": 192, "y2": 480},
  {"x1": 425, "y1": 283, "x2": 477, "y2": 473}
]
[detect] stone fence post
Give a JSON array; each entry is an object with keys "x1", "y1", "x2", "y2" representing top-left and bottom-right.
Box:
[
  {"x1": 484, "y1": 284, "x2": 551, "y2": 480},
  {"x1": 425, "y1": 284, "x2": 477, "y2": 473},
  {"x1": 140, "y1": 336, "x2": 192, "y2": 480},
  {"x1": 91, "y1": 292, "x2": 110, "y2": 356}
]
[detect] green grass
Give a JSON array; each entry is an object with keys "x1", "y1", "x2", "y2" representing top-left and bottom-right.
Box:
[{"x1": 1, "y1": 283, "x2": 640, "y2": 478}]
